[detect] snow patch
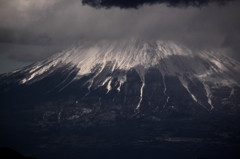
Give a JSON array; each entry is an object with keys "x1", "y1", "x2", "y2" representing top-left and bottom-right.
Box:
[{"x1": 136, "y1": 80, "x2": 145, "y2": 110}]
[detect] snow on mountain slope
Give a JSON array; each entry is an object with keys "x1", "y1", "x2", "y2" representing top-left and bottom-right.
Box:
[{"x1": 16, "y1": 39, "x2": 240, "y2": 110}]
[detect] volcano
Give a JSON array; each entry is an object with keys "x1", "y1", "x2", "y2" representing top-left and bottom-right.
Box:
[{"x1": 1, "y1": 39, "x2": 240, "y2": 159}]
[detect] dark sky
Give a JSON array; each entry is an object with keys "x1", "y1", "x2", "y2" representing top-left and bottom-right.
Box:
[{"x1": 0, "y1": 0, "x2": 240, "y2": 73}]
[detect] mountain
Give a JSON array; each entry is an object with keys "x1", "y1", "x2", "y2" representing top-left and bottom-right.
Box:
[{"x1": 1, "y1": 39, "x2": 240, "y2": 159}]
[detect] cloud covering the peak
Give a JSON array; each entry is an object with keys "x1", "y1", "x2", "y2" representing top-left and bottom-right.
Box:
[{"x1": 0, "y1": 0, "x2": 240, "y2": 73}]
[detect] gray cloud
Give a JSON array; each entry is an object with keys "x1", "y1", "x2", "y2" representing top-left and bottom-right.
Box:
[{"x1": 0, "y1": 0, "x2": 240, "y2": 65}]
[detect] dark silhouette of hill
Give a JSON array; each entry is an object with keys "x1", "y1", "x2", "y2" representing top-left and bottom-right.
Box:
[{"x1": 0, "y1": 147, "x2": 35, "y2": 159}]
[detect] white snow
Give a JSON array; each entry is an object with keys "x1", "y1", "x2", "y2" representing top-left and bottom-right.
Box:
[
  {"x1": 162, "y1": 75, "x2": 170, "y2": 108},
  {"x1": 136, "y1": 81, "x2": 145, "y2": 110},
  {"x1": 117, "y1": 76, "x2": 126, "y2": 92},
  {"x1": 202, "y1": 82, "x2": 214, "y2": 110},
  {"x1": 179, "y1": 77, "x2": 198, "y2": 103},
  {"x1": 106, "y1": 79, "x2": 112, "y2": 94}
]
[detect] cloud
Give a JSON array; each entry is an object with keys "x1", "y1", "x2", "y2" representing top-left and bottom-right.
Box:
[
  {"x1": 0, "y1": 0, "x2": 240, "y2": 64},
  {"x1": 82, "y1": 0, "x2": 234, "y2": 9}
]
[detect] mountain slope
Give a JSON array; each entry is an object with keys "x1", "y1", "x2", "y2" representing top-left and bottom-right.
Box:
[
  {"x1": 1, "y1": 39, "x2": 240, "y2": 159},
  {"x1": 1, "y1": 39, "x2": 239, "y2": 113}
]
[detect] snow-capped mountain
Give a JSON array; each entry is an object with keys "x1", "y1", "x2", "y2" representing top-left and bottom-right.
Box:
[
  {"x1": 1, "y1": 39, "x2": 240, "y2": 159},
  {"x1": 1, "y1": 39, "x2": 240, "y2": 119}
]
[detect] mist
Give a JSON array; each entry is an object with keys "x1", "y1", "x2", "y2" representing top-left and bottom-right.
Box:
[{"x1": 0, "y1": 0, "x2": 240, "y2": 73}]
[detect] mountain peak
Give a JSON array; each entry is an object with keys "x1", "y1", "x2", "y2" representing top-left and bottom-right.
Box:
[{"x1": 20, "y1": 39, "x2": 239, "y2": 85}]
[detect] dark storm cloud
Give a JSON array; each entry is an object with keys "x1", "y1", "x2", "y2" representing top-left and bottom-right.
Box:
[{"x1": 82, "y1": 0, "x2": 233, "y2": 8}]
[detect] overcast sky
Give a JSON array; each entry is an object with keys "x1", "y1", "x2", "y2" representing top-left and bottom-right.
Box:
[{"x1": 0, "y1": 0, "x2": 240, "y2": 73}]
